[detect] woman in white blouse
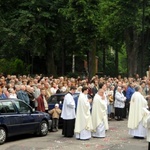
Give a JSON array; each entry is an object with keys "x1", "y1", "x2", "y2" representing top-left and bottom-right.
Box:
[{"x1": 114, "y1": 86, "x2": 126, "y2": 121}]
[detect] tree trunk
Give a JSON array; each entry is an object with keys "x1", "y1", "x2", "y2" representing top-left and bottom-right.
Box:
[
  {"x1": 46, "y1": 50, "x2": 57, "y2": 76},
  {"x1": 125, "y1": 28, "x2": 139, "y2": 77},
  {"x1": 138, "y1": 28, "x2": 150, "y2": 77},
  {"x1": 88, "y1": 39, "x2": 96, "y2": 80},
  {"x1": 115, "y1": 47, "x2": 119, "y2": 77},
  {"x1": 45, "y1": 36, "x2": 57, "y2": 76},
  {"x1": 61, "y1": 41, "x2": 65, "y2": 75}
]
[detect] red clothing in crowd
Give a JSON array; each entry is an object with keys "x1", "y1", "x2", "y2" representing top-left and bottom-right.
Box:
[{"x1": 36, "y1": 94, "x2": 45, "y2": 112}]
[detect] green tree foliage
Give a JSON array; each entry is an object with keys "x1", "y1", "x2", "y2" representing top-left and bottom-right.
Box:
[
  {"x1": 0, "y1": 58, "x2": 30, "y2": 74},
  {"x1": 0, "y1": 0, "x2": 65, "y2": 75},
  {"x1": 60, "y1": 0, "x2": 102, "y2": 79},
  {"x1": 99, "y1": 0, "x2": 150, "y2": 77},
  {"x1": 118, "y1": 44, "x2": 127, "y2": 75},
  {"x1": 0, "y1": 0, "x2": 150, "y2": 77},
  {"x1": 1, "y1": 0, "x2": 82, "y2": 76}
]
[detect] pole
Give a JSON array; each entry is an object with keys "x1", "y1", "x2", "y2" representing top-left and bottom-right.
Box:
[{"x1": 72, "y1": 54, "x2": 75, "y2": 73}]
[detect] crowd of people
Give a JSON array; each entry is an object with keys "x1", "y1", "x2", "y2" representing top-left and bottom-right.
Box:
[{"x1": 0, "y1": 73, "x2": 150, "y2": 141}]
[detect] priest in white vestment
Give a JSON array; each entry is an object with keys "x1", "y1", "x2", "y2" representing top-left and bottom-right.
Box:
[
  {"x1": 128, "y1": 85, "x2": 150, "y2": 138},
  {"x1": 61, "y1": 86, "x2": 76, "y2": 137},
  {"x1": 92, "y1": 89, "x2": 109, "y2": 138},
  {"x1": 147, "y1": 116, "x2": 150, "y2": 149},
  {"x1": 75, "y1": 86, "x2": 93, "y2": 140}
]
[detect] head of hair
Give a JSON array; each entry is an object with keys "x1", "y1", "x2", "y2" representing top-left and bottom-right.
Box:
[
  {"x1": 70, "y1": 86, "x2": 77, "y2": 91},
  {"x1": 82, "y1": 86, "x2": 88, "y2": 92},
  {"x1": 99, "y1": 82, "x2": 105, "y2": 89},
  {"x1": 134, "y1": 85, "x2": 141, "y2": 92},
  {"x1": 140, "y1": 81, "x2": 145, "y2": 85}
]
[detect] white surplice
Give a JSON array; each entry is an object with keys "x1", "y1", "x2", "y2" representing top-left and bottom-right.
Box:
[
  {"x1": 128, "y1": 91, "x2": 150, "y2": 138},
  {"x1": 75, "y1": 93, "x2": 93, "y2": 140},
  {"x1": 92, "y1": 93, "x2": 109, "y2": 138}
]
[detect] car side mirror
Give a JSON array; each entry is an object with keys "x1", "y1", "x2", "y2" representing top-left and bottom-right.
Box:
[{"x1": 32, "y1": 108, "x2": 35, "y2": 112}]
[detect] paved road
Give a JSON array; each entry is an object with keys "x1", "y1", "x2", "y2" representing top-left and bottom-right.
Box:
[{"x1": 1, "y1": 119, "x2": 149, "y2": 150}]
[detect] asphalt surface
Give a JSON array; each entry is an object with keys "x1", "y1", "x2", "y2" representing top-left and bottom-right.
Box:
[{"x1": 1, "y1": 119, "x2": 149, "y2": 150}]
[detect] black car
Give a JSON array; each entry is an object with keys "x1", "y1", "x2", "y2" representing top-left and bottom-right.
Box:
[
  {"x1": 48, "y1": 92, "x2": 80, "y2": 128},
  {"x1": 0, "y1": 99, "x2": 52, "y2": 144}
]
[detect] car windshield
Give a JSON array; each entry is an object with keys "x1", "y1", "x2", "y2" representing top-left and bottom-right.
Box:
[
  {"x1": 48, "y1": 94, "x2": 65, "y2": 104},
  {"x1": 13, "y1": 100, "x2": 32, "y2": 113}
]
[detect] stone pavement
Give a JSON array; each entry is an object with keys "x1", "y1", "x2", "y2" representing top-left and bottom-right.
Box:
[
  {"x1": 1, "y1": 119, "x2": 148, "y2": 150},
  {"x1": 48, "y1": 119, "x2": 148, "y2": 150}
]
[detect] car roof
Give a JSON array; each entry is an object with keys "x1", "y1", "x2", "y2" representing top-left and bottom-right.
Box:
[
  {"x1": 0, "y1": 98, "x2": 23, "y2": 102},
  {"x1": 50, "y1": 93, "x2": 67, "y2": 96}
]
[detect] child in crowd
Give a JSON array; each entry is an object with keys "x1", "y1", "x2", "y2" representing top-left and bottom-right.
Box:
[{"x1": 49, "y1": 103, "x2": 61, "y2": 132}]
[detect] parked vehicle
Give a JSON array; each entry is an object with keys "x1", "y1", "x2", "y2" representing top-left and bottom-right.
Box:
[
  {"x1": 48, "y1": 92, "x2": 80, "y2": 109},
  {"x1": 0, "y1": 99, "x2": 52, "y2": 144},
  {"x1": 47, "y1": 92, "x2": 80, "y2": 128}
]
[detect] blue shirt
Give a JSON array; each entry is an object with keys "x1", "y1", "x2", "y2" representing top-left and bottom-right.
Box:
[
  {"x1": 126, "y1": 86, "x2": 135, "y2": 101},
  {"x1": 0, "y1": 93, "x2": 7, "y2": 99}
]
